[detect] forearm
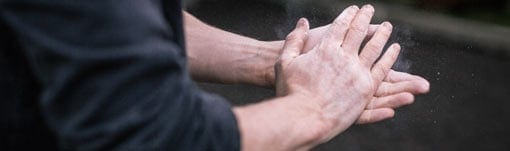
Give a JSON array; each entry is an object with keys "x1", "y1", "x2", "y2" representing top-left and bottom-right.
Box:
[
  {"x1": 184, "y1": 12, "x2": 326, "y2": 150},
  {"x1": 184, "y1": 12, "x2": 282, "y2": 87}
]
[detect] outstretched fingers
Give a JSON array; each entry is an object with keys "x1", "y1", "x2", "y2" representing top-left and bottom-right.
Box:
[
  {"x1": 385, "y1": 70, "x2": 426, "y2": 83},
  {"x1": 383, "y1": 70, "x2": 430, "y2": 94},
  {"x1": 303, "y1": 24, "x2": 380, "y2": 54},
  {"x1": 357, "y1": 92, "x2": 415, "y2": 124},
  {"x1": 280, "y1": 18, "x2": 310, "y2": 61},
  {"x1": 320, "y1": 5, "x2": 359, "y2": 52},
  {"x1": 376, "y1": 81, "x2": 429, "y2": 97}
]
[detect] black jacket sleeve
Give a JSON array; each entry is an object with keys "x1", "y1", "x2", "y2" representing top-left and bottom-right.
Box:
[{"x1": 0, "y1": 0, "x2": 240, "y2": 150}]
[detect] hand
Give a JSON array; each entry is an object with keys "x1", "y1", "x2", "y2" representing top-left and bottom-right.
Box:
[
  {"x1": 357, "y1": 70, "x2": 429, "y2": 124},
  {"x1": 275, "y1": 4, "x2": 401, "y2": 141},
  {"x1": 295, "y1": 13, "x2": 430, "y2": 124}
]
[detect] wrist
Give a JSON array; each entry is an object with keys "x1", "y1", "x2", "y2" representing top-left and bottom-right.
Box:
[
  {"x1": 286, "y1": 92, "x2": 334, "y2": 145},
  {"x1": 252, "y1": 40, "x2": 283, "y2": 88},
  {"x1": 234, "y1": 92, "x2": 332, "y2": 150}
]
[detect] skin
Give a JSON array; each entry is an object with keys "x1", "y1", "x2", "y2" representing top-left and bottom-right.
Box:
[
  {"x1": 184, "y1": 11, "x2": 428, "y2": 124},
  {"x1": 184, "y1": 4, "x2": 430, "y2": 150},
  {"x1": 273, "y1": 4, "x2": 401, "y2": 147}
]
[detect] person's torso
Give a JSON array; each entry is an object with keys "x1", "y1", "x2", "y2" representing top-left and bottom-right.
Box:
[{"x1": 0, "y1": 0, "x2": 184, "y2": 150}]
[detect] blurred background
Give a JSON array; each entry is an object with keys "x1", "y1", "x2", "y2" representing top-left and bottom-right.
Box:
[{"x1": 184, "y1": 0, "x2": 510, "y2": 150}]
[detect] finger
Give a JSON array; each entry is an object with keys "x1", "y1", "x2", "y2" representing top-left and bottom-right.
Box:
[
  {"x1": 315, "y1": 24, "x2": 378, "y2": 41},
  {"x1": 376, "y1": 80, "x2": 429, "y2": 96},
  {"x1": 280, "y1": 18, "x2": 310, "y2": 61},
  {"x1": 381, "y1": 70, "x2": 431, "y2": 95},
  {"x1": 366, "y1": 24, "x2": 379, "y2": 40},
  {"x1": 356, "y1": 108, "x2": 395, "y2": 124},
  {"x1": 321, "y1": 5, "x2": 359, "y2": 48},
  {"x1": 342, "y1": 4, "x2": 375, "y2": 55},
  {"x1": 385, "y1": 71, "x2": 430, "y2": 93},
  {"x1": 359, "y1": 22, "x2": 393, "y2": 67},
  {"x1": 385, "y1": 70, "x2": 424, "y2": 82},
  {"x1": 366, "y1": 92, "x2": 414, "y2": 109},
  {"x1": 304, "y1": 24, "x2": 378, "y2": 53},
  {"x1": 371, "y1": 43, "x2": 401, "y2": 85}
]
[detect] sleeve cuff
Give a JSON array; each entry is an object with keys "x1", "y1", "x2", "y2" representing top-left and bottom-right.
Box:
[{"x1": 196, "y1": 91, "x2": 241, "y2": 151}]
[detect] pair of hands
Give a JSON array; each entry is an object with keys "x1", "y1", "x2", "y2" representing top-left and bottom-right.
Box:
[
  {"x1": 300, "y1": 7, "x2": 430, "y2": 125},
  {"x1": 274, "y1": 4, "x2": 429, "y2": 141}
]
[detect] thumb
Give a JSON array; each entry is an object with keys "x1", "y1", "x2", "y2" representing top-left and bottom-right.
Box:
[{"x1": 280, "y1": 18, "x2": 309, "y2": 61}]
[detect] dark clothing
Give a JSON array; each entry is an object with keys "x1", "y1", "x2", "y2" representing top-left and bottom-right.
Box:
[{"x1": 0, "y1": 0, "x2": 240, "y2": 150}]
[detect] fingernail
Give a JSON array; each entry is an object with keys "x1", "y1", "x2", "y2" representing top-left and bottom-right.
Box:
[
  {"x1": 382, "y1": 22, "x2": 392, "y2": 27},
  {"x1": 423, "y1": 82, "x2": 430, "y2": 91},
  {"x1": 362, "y1": 4, "x2": 374, "y2": 11},
  {"x1": 297, "y1": 18, "x2": 308, "y2": 27},
  {"x1": 382, "y1": 22, "x2": 393, "y2": 32},
  {"x1": 420, "y1": 80, "x2": 431, "y2": 92},
  {"x1": 350, "y1": 5, "x2": 359, "y2": 10},
  {"x1": 393, "y1": 43, "x2": 401, "y2": 49}
]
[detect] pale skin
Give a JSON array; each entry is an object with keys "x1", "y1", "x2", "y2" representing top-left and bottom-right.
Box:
[{"x1": 184, "y1": 4, "x2": 430, "y2": 150}]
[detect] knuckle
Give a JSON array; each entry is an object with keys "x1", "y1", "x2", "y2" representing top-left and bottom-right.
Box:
[
  {"x1": 286, "y1": 32, "x2": 299, "y2": 41},
  {"x1": 332, "y1": 19, "x2": 350, "y2": 29},
  {"x1": 286, "y1": 30, "x2": 305, "y2": 40},
  {"x1": 350, "y1": 24, "x2": 367, "y2": 33},
  {"x1": 321, "y1": 45, "x2": 338, "y2": 60},
  {"x1": 365, "y1": 42, "x2": 381, "y2": 52},
  {"x1": 285, "y1": 34, "x2": 305, "y2": 48},
  {"x1": 361, "y1": 44, "x2": 381, "y2": 63},
  {"x1": 317, "y1": 40, "x2": 339, "y2": 56},
  {"x1": 328, "y1": 24, "x2": 348, "y2": 39}
]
